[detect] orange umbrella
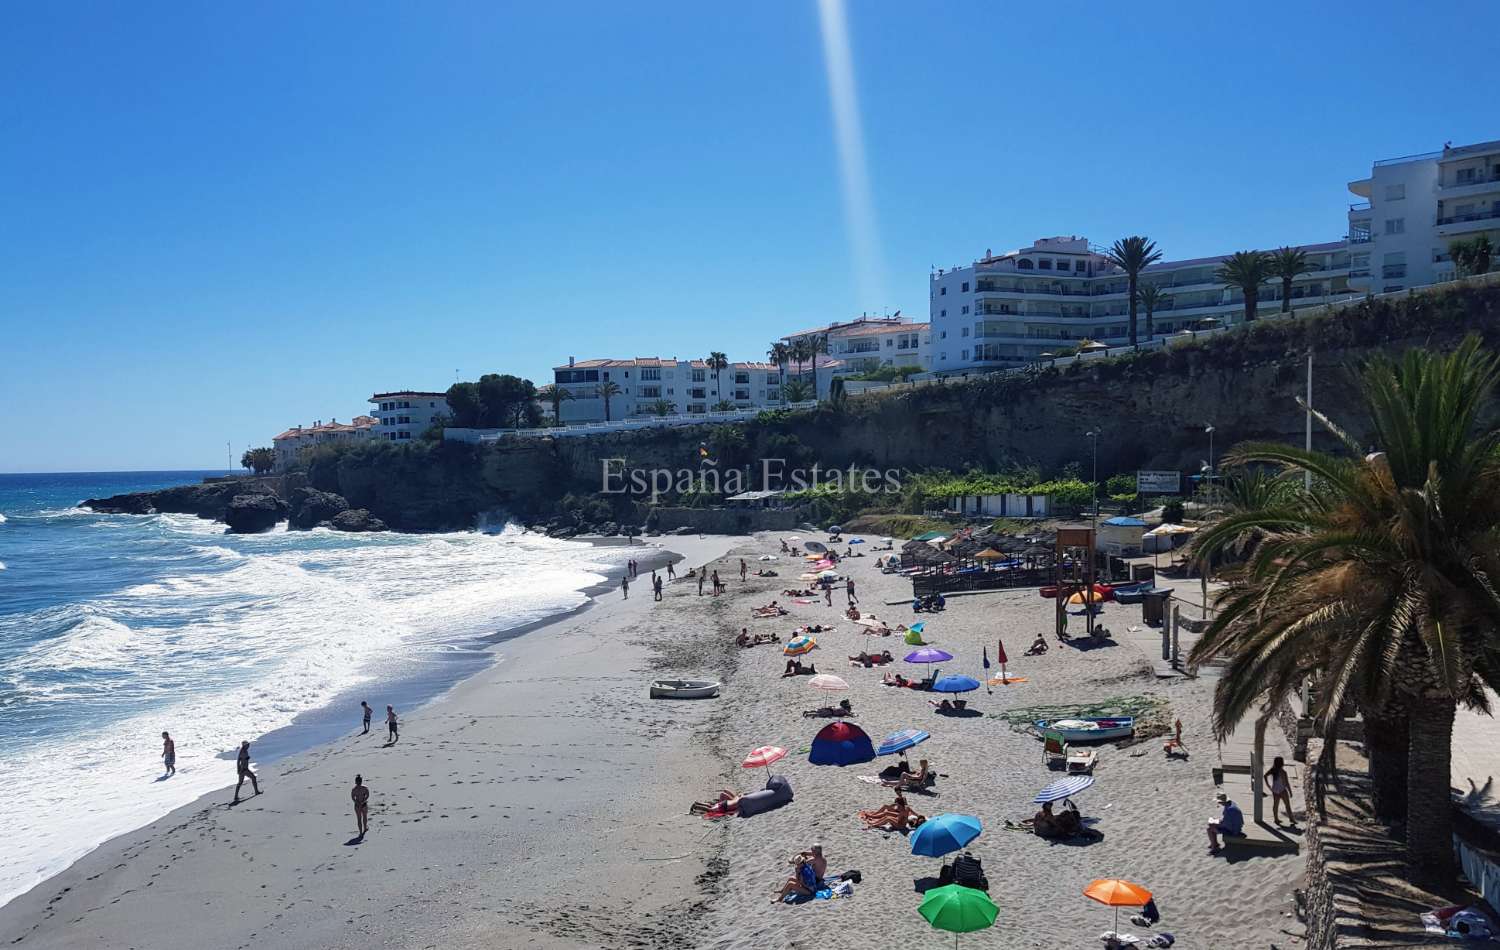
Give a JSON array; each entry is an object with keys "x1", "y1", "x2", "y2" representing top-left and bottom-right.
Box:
[{"x1": 1083, "y1": 879, "x2": 1152, "y2": 936}]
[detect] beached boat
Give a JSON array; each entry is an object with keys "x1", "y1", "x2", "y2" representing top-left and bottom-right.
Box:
[
  {"x1": 650, "y1": 679, "x2": 721, "y2": 700},
  {"x1": 1114, "y1": 585, "x2": 1173, "y2": 605},
  {"x1": 1107, "y1": 582, "x2": 1153, "y2": 603},
  {"x1": 1035, "y1": 717, "x2": 1135, "y2": 742}
]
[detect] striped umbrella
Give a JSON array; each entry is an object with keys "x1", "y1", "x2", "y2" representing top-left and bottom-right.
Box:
[
  {"x1": 784, "y1": 636, "x2": 817, "y2": 656},
  {"x1": 1034, "y1": 775, "x2": 1094, "y2": 803},
  {"x1": 742, "y1": 744, "x2": 787, "y2": 780},
  {"x1": 877, "y1": 728, "x2": 930, "y2": 756},
  {"x1": 807, "y1": 674, "x2": 849, "y2": 691}
]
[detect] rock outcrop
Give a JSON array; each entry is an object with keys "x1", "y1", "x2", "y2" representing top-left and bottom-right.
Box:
[
  {"x1": 85, "y1": 481, "x2": 267, "y2": 519},
  {"x1": 329, "y1": 509, "x2": 387, "y2": 532},
  {"x1": 225, "y1": 494, "x2": 288, "y2": 533},
  {"x1": 288, "y1": 488, "x2": 349, "y2": 530}
]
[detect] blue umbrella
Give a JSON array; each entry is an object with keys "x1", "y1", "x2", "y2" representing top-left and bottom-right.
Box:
[
  {"x1": 911, "y1": 813, "x2": 983, "y2": 857},
  {"x1": 932, "y1": 675, "x2": 981, "y2": 694},
  {"x1": 1034, "y1": 775, "x2": 1094, "y2": 803},
  {"x1": 877, "y1": 728, "x2": 931, "y2": 756},
  {"x1": 849, "y1": 537, "x2": 866, "y2": 544}
]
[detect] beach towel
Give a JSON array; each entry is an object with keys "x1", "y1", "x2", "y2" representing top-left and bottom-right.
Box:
[{"x1": 794, "y1": 598, "x2": 819, "y2": 605}]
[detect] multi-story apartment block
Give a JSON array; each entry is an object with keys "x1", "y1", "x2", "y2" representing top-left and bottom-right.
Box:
[
  {"x1": 271, "y1": 416, "x2": 378, "y2": 471},
  {"x1": 781, "y1": 315, "x2": 931, "y2": 397},
  {"x1": 369, "y1": 391, "x2": 448, "y2": 442},
  {"x1": 1347, "y1": 139, "x2": 1500, "y2": 293},
  {"x1": 928, "y1": 236, "x2": 1351, "y2": 370},
  {"x1": 552, "y1": 357, "x2": 786, "y2": 424}
]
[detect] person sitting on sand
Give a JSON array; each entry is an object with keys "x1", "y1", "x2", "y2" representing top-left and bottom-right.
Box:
[
  {"x1": 845, "y1": 605, "x2": 861, "y2": 620},
  {"x1": 1031, "y1": 802, "x2": 1058, "y2": 837},
  {"x1": 754, "y1": 568, "x2": 778, "y2": 577},
  {"x1": 1024, "y1": 634, "x2": 1048, "y2": 656},
  {"x1": 929, "y1": 698, "x2": 968, "y2": 712},
  {"x1": 886, "y1": 758, "x2": 932, "y2": 791},
  {"x1": 882, "y1": 672, "x2": 910, "y2": 687},
  {"x1": 736, "y1": 628, "x2": 751, "y2": 647},
  {"x1": 781, "y1": 539, "x2": 790, "y2": 553},
  {"x1": 803, "y1": 698, "x2": 853, "y2": 718},
  {"x1": 1054, "y1": 799, "x2": 1082, "y2": 836},
  {"x1": 772, "y1": 846, "x2": 825, "y2": 904},
  {"x1": 858, "y1": 790, "x2": 926, "y2": 831}
]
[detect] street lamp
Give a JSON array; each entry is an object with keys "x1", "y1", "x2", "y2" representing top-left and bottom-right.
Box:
[
  {"x1": 1204, "y1": 424, "x2": 1216, "y2": 508},
  {"x1": 1085, "y1": 429, "x2": 1100, "y2": 530}
]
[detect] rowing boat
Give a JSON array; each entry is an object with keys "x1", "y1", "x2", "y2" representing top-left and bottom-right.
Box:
[{"x1": 650, "y1": 679, "x2": 721, "y2": 700}]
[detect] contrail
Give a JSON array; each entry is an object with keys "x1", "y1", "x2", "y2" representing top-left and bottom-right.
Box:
[{"x1": 816, "y1": 0, "x2": 886, "y2": 309}]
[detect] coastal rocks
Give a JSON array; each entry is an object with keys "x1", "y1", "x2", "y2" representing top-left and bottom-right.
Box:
[
  {"x1": 225, "y1": 494, "x2": 288, "y2": 533},
  {"x1": 288, "y1": 488, "x2": 349, "y2": 530},
  {"x1": 328, "y1": 509, "x2": 387, "y2": 532},
  {"x1": 82, "y1": 491, "x2": 158, "y2": 515},
  {"x1": 84, "y1": 480, "x2": 265, "y2": 519}
]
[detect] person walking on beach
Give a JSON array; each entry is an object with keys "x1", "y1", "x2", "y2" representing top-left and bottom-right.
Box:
[
  {"x1": 233, "y1": 741, "x2": 259, "y2": 801},
  {"x1": 621, "y1": 574, "x2": 630, "y2": 599},
  {"x1": 846, "y1": 578, "x2": 858, "y2": 606},
  {"x1": 653, "y1": 572, "x2": 663, "y2": 602},
  {"x1": 824, "y1": 584, "x2": 833, "y2": 606},
  {"x1": 161, "y1": 731, "x2": 176, "y2": 777},
  {"x1": 739, "y1": 558, "x2": 747, "y2": 582},
  {"x1": 1265, "y1": 756, "x2": 1295, "y2": 826},
  {"x1": 666, "y1": 561, "x2": 675, "y2": 580},
  {"x1": 697, "y1": 570, "x2": 705, "y2": 596},
  {"x1": 361, "y1": 701, "x2": 373, "y2": 734},
  {"x1": 386, "y1": 705, "x2": 399, "y2": 743},
  {"x1": 711, "y1": 570, "x2": 723, "y2": 596},
  {"x1": 351, "y1": 774, "x2": 370, "y2": 837}
]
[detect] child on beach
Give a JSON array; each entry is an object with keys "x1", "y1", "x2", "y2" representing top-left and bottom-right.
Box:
[
  {"x1": 161, "y1": 731, "x2": 175, "y2": 776},
  {"x1": 739, "y1": 559, "x2": 747, "y2": 581},
  {"x1": 386, "y1": 705, "x2": 399, "y2": 743},
  {"x1": 233, "y1": 741, "x2": 259, "y2": 801},
  {"x1": 351, "y1": 775, "x2": 370, "y2": 837},
  {"x1": 621, "y1": 574, "x2": 629, "y2": 599},
  {"x1": 361, "y1": 701, "x2": 373, "y2": 734}
]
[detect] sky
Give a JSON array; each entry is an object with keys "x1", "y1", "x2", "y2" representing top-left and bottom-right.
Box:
[{"x1": 2, "y1": 0, "x2": 1497, "y2": 472}]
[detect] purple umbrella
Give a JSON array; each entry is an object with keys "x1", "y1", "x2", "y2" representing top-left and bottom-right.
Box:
[{"x1": 905, "y1": 648, "x2": 954, "y2": 664}]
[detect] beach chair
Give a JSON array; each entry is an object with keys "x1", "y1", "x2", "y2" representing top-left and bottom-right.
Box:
[{"x1": 1042, "y1": 731, "x2": 1097, "y2": 773}]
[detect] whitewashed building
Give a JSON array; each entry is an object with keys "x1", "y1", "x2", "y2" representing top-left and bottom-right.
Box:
[
  {"x1": 271, "y1": 416, "x2": 378, "y2": 471},
  {"x1": 369, "y1": 391, "x2": 448, "y2": 442},
  {"x1": 927, "y1": 236, "x2": 1353, "y2": 372},
  {"x1": 552, "y1": 357, "x2": 785, "y2": 424},
  {"x1": 1347, "y1": 138, "x2": 1500, "y2": 293},
  {"x1": 781, "y1": 315, "x2": 931, "y2": 398}
]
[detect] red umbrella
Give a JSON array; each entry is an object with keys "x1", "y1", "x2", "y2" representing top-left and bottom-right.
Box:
[
  {"x1": 743, "y1": 745, "x2": 788, "y2": 779},
  {"x1": 995, "y1": 637, "x2": 1009, "y2": 684}
]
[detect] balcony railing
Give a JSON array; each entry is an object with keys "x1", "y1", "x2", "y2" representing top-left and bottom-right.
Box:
[
  {"x1": 1348, "y1": 232, "x2": 1373, "y2": 244},
  {"x1": 1445, "y1": 171, "x2": 1500, "y2": 187},
  {"x1": 1437, "y1": 209, "x2": 1500, "y2": 226},
  {"x1": 975, "y1": 283, "x2": 1092, "y2": 296},
  {"x1": 1349, "y1": 201, "x2": 1372, "y2": 212}
]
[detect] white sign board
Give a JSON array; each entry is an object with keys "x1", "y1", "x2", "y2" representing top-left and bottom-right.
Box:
[{"x1": 1136, "y1": 470, "x2": 1181, "y2": 494}]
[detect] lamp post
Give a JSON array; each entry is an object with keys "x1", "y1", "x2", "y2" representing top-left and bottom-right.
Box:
[
  {"x1": 1085, "y1": 429, "x2": 1100, "y2": 531},
  {"x1": 1204, "y1": 424, "x2": 1216, "y2": 508}
]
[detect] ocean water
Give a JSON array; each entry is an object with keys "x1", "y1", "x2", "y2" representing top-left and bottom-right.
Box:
[{"x1": 0, "y1": 471, "x2": 631, "y2": 908}]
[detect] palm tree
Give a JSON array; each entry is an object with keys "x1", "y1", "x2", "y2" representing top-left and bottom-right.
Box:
[
  {"x1": 1137, "y1": 285, "x2": 1165, "y2": 340},
  {"x1": 645, "y1": 398, "x2": 675, "y2": 417},
  {"x1": 1450, "y1": 236, "x2": 1495, "y2": 278},
  {"x1": 1269, "y1": 246, "x2": 1313, "y2": 314},
  {"x1": 790, "y1": 337, "x2": 811, "y2": 386},
  {"x1": 240, "y1": 447, "x2": 276, "y2": 474},
  {"x1": 808, "y1": 334, "x2": 830, "y2": 400},
  {"x1": 1216, "y1": 250, "x2": 1273, "y2": 324},
  {"x1": 780, "y1": 378, "x2": 814, "y2": 403},
  {"x1": 597, "y1": 380, "x2": 622, "y2": 422},
  {"x1": 1105, "y1": 236, "x2": 1164, "y2": 347},
  {"x1": 706, "y1": 351, "x2": 729, "y2": 406},
  {"x1": 768, "y1": 342, "x2": 791, "y2": 394},
  {"x1": 1189, "y1": 336, "x2": 1500, "y2": 886},
  {"x1": 711, "y1": 399, "x2": 735, "y2": 412},
  {"x1": 536, "y1": 384, "x2": 572, "y2": 425}
]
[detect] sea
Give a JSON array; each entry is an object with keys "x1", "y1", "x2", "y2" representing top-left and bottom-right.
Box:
[{"x1": 0, "y1": 471, "x2": 635, "y2": 908}]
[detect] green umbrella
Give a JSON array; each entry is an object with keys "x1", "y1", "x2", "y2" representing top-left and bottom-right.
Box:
[{"x1": 917, "y1": 884, "x2": 999, "y2": 948}]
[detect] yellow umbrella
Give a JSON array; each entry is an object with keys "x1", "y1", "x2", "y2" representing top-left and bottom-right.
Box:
[{"x1": 973, "y1": 548, "x2": 1005, "y2": 561}]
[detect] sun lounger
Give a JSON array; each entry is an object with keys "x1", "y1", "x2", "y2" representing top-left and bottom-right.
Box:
[
  {"x1": 737, "y1": 774, "x2": 793, "y2": 817},
  {"x1": 1042, "y1": 731, "x2": 1097, "y2": 773}
]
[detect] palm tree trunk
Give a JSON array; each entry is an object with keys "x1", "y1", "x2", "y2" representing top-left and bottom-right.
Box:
[
  {"x1": 1364, "y1": 709, "x2": 1409, "y2": 827},
  {"x1": 1244, "y1": 289, "x2": 1257, "y2": 324},
  {"x1": 1405, "y1": 700, "x2": 1456, "y2": 887},
  {"x1": 1281, "y1": 276, "x2": 1292, "y2": 313},
  {"x1": 811, "y1": 354, "x2": 818, "y2": 402},
  {"x1": 1127, "y1": 276, "x2": 1138, "y2": 346}
]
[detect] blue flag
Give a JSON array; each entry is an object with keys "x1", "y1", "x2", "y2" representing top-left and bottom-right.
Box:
[{"x1": 982, "y1": 645, "x2": 990, "y2": 669}]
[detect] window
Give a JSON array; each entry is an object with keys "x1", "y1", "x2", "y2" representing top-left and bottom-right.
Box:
[
  {"x1": 961, "y1": 327, "x2": 969, "y2": 337},
  {"x1": 640, "y1": 368, "x2": 660, "y2": 380},
  {"x1": 1056, "y1": 260, "x2": 1070, "y2": 270},
  {"x1": 1017, "y1": 259, "x2": 1033, "y2": 270},
  {"x1": 1456, "y1": 167, "x2": 1477, "y2": 184},
  {"x1": 690, "y1": 388, "x2": 706, "y2": 399},
  {"x1": 961, "y1": 305, "x2": 969, "y2": 314},
  {"x1": 939, "y1": 352, "x2": 947, "y2": 361},
  {"x1": 1382, "y1": 251, "x2": 1406, "y2": 280},
  {"x1": 940, "y1": 330, "x2": 947, "y2": 339},
  {"x1": 641, "y1": 386, "x2": 661, "y2": 398},
  {"x1": 734, "y1": 372, "x2": 749, "y2": 384},
  {"x1": 1384, "y1": 218, "x2": 1405, "y2": 235},
  {"x1": 691, "y1": 369, "x2": 705, "y2": 382},
  {"x1": 939, "y1": 309, "x2": 946, "y2": 317},
  {"x1": 735, "y1": 389, "x2": 750, "y2": 400},
  {"x1": 1384, "y1": 183, "x2": 1405, "y2": 201},
  {"x1": 960, "y1": 281, "x2": 969, "y2": 292},
  {"x1": 940, "y1": 286, "x2": 947, "y2": 295},
  {"x1": 1038, "y1": 259, "x2": 1052, "y2": 270},
  {"x1": 1075, "y1": 260, "x2": 1087, "y2": 272},
  {"x1": 961, "y1": 349, "x2": 969, "y2": 361}
]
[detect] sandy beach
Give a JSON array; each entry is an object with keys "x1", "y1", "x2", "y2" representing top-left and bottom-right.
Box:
[{"x1": 0, "y1": 530, "x2": 1306, "y2": 949}]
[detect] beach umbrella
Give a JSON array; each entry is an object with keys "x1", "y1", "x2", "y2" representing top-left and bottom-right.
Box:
[
  {"x1": 1084, "y1": 879, "x2": 1153, "y2": 937},
  {"x1": 918, "y1": 884, "x2": 999, "y2": 948},
  {"x1": 817, "y1": 569, "x2": 840, "y2": 579},
  {"x1": 849, "y1": 537, "x2": 865, "y2": 544},
  {"x1": 784, "y1": 636, "x2": 817, "y2": 656},
  {"x1": 804, "y1": 540, "x2": 828, "y2": 553},
  {"x1": 807, "y1": 674, "x2": 849, "y2": 691},
  {"x1": 905, "y1": 648, "x2": 953, "y2": 664},
  {"x1": 828, "y1": 524, "x2": 843, "y2": 534},
  {"x1": 808, "y1": 721, "x2": 875, "y2": 766},
  {"x1": 758, "y1": 554, "x2": 777, "y2": 561},
  {"x1": 931, "y1": 675, "x2": 981, "y2": 694},
  {"x1": 973, "y1": 548, "x2": 1004, "y2": 560},
  {"x1": 904, "y1": 628, "x2": 927, "y2": 645},
  {"x1": 742, "y1": 744, "x2": 787, "y2": 780},
  {"x1": 798, "y1": 572, "x2": 821, "y2": 581},
  {"x1": 910, "y1": 813, "x2": 983, "y2": 857},
  {"x1": 1034, "y1": 774, "x2": 1094, "y2": 803},
  {"x1": 876, "y1": 728, "x2": 930, "y2": 756}
]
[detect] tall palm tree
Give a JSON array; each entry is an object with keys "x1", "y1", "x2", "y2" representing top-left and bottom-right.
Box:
[
  {"x1": 767, "y1": 342, "x2": 791, "y2": 394},
  {"x1": 1216, "y1": 250, "x2": 1273, "y2": 324},
  {"x1": 597, "y1": 380, "x2": 622, "y2": 422},
  {"x1": 790, "y1": 337, "x2": 810, "y2": 384},
  {"x1": 1105, "y1": 236, "x2": 1164, "y2": 347},
  {"x1": 1137, "y1": 285, "x2": 1165, "y2": 340},
  {"x1": 808, "y1": 334, "x2": 830, "y2": 401},
  {"x1": 536, "y1": 384, "x2": 573, "y2": 425},
  {"x1": 1189, "y1": 336, "x2": 1500, "y2": 886},
  {"x1": 780, "y1": 378, "x2": 814, "y2": 403},
  {"x1": 645, "y1": 398, "x2": 675, "y2": 417},
  {"x1": 706, "y1": 351, "x2": 729, "y2": 406},
  {"x1": 1269, "y1": 246, "x2": 1313, "y2": 314}
]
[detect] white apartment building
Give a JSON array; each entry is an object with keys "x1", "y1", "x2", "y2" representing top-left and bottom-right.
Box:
[
  {"x1": 1347, "y1": 139, "x2": 1500, "y2": 293},
  {"x1": 781, "y1": 315, "x2": 931, "y2": 397},
  {"x1": 552, "y1": 357, "x2": 785, "y2": 424},
  {"x1": 369, "y1": 391, "x2": 448, "y2": 442},
  {"x1": 271, "y1": 416, "x2": 377, "y2": 471},
  {"x1": 928, "y1": 236, "x2": 1351, "y2": 370}
]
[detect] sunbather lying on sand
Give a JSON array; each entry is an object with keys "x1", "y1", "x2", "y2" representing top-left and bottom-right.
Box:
[
  {"x1": 882, "y1": 758, "x2": 935, "y2": 791},
  {"x1": 737, "y1": 629, "x2": 780, "y2": 647},
  {"x1": 858, "y1": 791, "x2": 926, "y2": 831},
  {"x1": 782, "y1": 588, "x2": 815, "y2": 597},
  {"x1": 1024, "y1": 634, "x2": 1048, "y2": 656},
  {"x1": 929, "y1": 698, "x2": 968, "y2": 712},
  {"x1": 690, "y1": 789, "x2": 743, "y2": 815},
  {"x1": 803, "y1": 698, "x2": 853, "y2": 718},
  {"x1": 754, "y1": 569, "x2": 778, "y2": 577},
  {"x1": 795, "y1": 624, "x2": 833, "y2": 634},
  {"x1": 848, "y1": 650, "x2": 893, "y2": 667},
  {"x1": 752, "y1": 601, "x2": 788, "y2": 617},
  {"x1": 782, "y1": 659, "x2": 818, "y2": 677}
]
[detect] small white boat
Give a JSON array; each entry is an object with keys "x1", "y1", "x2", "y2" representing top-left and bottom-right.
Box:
[{"x1": 650, "y1": 679, "x2": 721, "y2": 700}]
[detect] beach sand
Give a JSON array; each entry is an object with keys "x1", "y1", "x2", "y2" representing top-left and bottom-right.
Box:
[{"x1": 0, "y1": 531, "x2": 1306, "y2": 949}]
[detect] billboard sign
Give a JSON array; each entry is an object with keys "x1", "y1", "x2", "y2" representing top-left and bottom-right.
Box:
[{"x1": 1136, "y1": 470, "x2": 1181, "y2": 494}]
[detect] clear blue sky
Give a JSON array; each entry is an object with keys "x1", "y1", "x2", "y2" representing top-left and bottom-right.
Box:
[{"x1": 3, "y1": 0, "x2": 1495, "y2": 472}]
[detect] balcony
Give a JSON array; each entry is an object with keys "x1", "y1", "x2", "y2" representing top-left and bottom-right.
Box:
[
  {"x1": 1349, "y1": 201, "x2": 1371, "y2": 212},
  {"x1": 1437, "y1": 208, "x2": 1500, "y2": 229},
  {"x1": 1348, "y1": 232, "x2": 1373, "y2": 244},
  {"x1": 975, "y1": 282, "x2": 1091, "y2": 297}
]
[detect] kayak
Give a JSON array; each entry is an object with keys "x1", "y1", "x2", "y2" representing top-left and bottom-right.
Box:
[
  {"x1": 650, "y1": 679, "x2": 721, "y2": 700},
  {"x1": 1035, "y1": 717, "x2": 1135, "y2": 742}
]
